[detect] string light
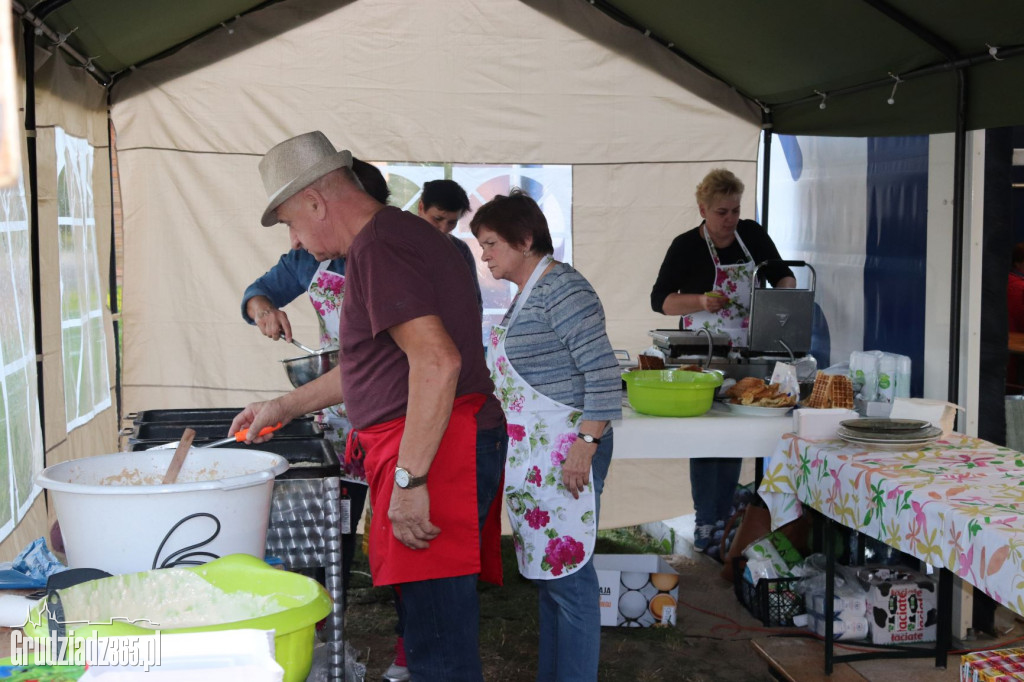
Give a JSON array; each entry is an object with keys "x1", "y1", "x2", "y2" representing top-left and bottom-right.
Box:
[
  {"x1": 887, "y1": 72, "x2": 902, "y2": 105},
  {"x1": 51, "y1": 26, "x2": 78, "y2": 48},
  {"x1": 221, "y1": 15, "x2": 241, "y2": 35},
  {"x1": 814, "y1": 90, "x2": 827, "y2": 110},
  {"x1": 987, "y1": 43, "x2": 1003, "y2": 61}
]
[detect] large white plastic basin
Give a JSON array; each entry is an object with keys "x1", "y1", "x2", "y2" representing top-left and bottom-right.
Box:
[{"x1": 36, "y1": 448, "x2": 288, "y2": 575}]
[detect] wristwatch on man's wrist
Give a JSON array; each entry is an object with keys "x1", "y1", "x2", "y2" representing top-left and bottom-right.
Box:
[
  {"x1": 577, "y1": 432, "x2": 601, "y2": 445},
  {"x1": 395, "y1": 466, "x2": 429, "y2": 489}
]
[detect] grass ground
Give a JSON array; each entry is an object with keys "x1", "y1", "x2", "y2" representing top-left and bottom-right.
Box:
[{"x1": 344, "y1": 527, "x2": 774, "y2": 681}]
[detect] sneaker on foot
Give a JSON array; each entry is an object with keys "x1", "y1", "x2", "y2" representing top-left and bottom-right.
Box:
[
  {"x1": 693, "y1": 523, "x2": 715, "y2": 552},
  {"x1": 382, "y1": 662, "x2": 411, "y2": 682}
]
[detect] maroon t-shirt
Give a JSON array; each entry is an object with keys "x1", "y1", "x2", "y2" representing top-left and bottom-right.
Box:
[{"x1": 339, "y1": 206, "x2": 503, "y2": 430}]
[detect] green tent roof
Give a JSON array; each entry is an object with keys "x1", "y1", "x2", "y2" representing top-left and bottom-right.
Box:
[{"x1": 19, "y1": 0, "x2": 1024, "y2": 135}]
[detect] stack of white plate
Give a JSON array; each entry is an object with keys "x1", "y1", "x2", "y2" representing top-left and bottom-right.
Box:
[{"x1": 837, "y1": 418, "x2": 942, "y2": 451}]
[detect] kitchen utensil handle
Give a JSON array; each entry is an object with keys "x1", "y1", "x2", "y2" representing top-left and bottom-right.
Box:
[
  {"x1": 290, "y1": 338, "x2": 318, "y2": 354},
  {"x1": 234, "y1": 422, "x2": 284, "y2": 442},
  {"x1": 163, "y1": 428, "x2": 196, "y2": 484}
]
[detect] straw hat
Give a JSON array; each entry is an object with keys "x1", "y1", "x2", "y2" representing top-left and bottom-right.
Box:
[{"x1": 259, "y1": 131, "x2": 353, "y2": 226}]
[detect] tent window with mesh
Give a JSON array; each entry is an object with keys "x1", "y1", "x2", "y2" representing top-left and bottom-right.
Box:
[
  {"x1": 0, "y1": 177, "x2": 43, "y2": 538},
  {"x1": 56, "y1": 129, "x2": 110, "y2": 432}
]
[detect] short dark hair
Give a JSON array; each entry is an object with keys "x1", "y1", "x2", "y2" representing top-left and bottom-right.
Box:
[
  {"x1": 352, "y1": 158, "x2": 391, "y2": 205},
  {"x1": 1014, "y1": 242, "x2": 1024, "y2": 267},
  {"x1": 469, "y1": 189, "x2": 554, "y2": 256},
  {"x1": 421, "y1": 179, "x2": 470, "y2": 215}
]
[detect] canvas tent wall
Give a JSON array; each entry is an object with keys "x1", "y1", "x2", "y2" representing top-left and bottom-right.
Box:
[
  {"x1": 5, "y1": 0, "x2": 1015, "y2": 555},
  {"x1": 0, "y1": 28, "x2": 116, "y2": 560},
  {"x1": 108, "y1": 0, "x2": 760, "y2": 411}
]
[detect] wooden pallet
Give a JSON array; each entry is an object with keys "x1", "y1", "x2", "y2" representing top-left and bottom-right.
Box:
[
  {"x1": 752, "y1": 638, "x2": 867, "y2": 682},
  {"x1": 752, "y1": 637, "x2": 961, "y2": 682}
]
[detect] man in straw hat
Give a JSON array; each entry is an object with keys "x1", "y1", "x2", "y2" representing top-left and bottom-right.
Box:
[{"x1": 231, "y1": 131, "x2": 507, "y2": 681}]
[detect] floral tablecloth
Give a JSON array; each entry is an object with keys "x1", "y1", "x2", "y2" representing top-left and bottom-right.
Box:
[{"x1": 759, "y1": 433, "x2": 1024, "y2": 617}]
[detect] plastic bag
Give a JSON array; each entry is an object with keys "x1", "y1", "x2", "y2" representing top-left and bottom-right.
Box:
[{"x1": 770, "y1": 362, "x2": 800, "y2": 399}]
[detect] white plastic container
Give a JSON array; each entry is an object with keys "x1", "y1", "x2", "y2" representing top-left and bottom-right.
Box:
[
  {"x1": 896, "y1": 354, "x2": 912, "y2": 398},
  {"x1": 877, "y1": 353, "x2": 897, "y2": 403},
  {"x1": 793, "y1": 407, "x2": 859, "y2": 440},
  {"x1": 36, "y1": 448, "x2": 288, "y2": 575},
  {"x1": 849, "y1": 351, "x2": 878, "y2": 401}
]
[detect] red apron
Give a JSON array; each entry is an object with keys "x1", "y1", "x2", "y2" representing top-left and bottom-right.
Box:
[{"x1": 346, "y1": 393, "x2": 503, "y2": 586}]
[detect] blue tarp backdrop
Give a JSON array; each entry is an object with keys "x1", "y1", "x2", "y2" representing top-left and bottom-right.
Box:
[{"x1": 764, "y1": 134, "x2": 929, "y2": 396}]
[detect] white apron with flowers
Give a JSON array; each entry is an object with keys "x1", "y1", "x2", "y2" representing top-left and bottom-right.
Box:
[
  {"x1": 681, "y1": 224, "x2": 755, "y2": 347},
  {"x1": 308, "y1": 260, "x2": 363, "y2": 483},
  {"x1": 486, "y1": 257, "x2": 597, "y2": 580}
]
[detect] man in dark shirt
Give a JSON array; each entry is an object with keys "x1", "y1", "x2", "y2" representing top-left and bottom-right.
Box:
[
  {"x1": 232, "y1": 131, "x2": 506, "y2": 681},
  {"x1": 417, "y1": 178, "x2": 484, "y2": 314}
]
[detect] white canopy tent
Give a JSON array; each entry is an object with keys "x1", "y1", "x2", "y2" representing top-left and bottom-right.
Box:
[
  {"x1": 2, "y1": 0, "x2": 764, "y2": 556},
  {"x1": 3, "y1": 0, "x2": 1005, "y2": 556}
]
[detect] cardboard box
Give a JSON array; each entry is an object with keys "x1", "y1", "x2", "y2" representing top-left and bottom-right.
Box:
[
  {"x1": 807, "y1": 610, "x2": 870, "y2": 641},
  {"x1": 595, "y1": 554, "x2": 679, "y2": 627},
  {"x1": 793, "y1": 407, "x2": 859, "y2": 440},
  {"x1": 857, "y1": 566, "x2": 937, "y2": 645},
  {"x1": 961, "y1": 647, "x2": 1024, "y2": 681},
  {"x1": 80, "y1": 629, "x2": 284, "y2": 681}
]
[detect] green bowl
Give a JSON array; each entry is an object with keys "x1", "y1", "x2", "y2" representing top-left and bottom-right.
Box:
[
  {"x1": 623, "y1": 369, "x2": 723, "y2": 417},
  {"x1": 24, "y1": 554, "x2": 332, "y2": 682}
]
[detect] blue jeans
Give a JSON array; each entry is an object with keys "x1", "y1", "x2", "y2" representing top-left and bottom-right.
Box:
[
  {"x1": 399, "y1": 424, "x2": 507, "y2": 681},
  {"x1": 533, "y1": 431, "x2": 613, "y2": 682},
  {"x1": 690, "y1": 456, "x2": 742, "y2": 528}
]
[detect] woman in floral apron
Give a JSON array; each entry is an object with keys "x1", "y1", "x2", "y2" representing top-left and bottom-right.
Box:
[
  {"x1": 471, "y1": 190, "x2": 622, "y2": 681},
  {"x1": 649, "y1": 169, "x2": 796, "y2": 554}
]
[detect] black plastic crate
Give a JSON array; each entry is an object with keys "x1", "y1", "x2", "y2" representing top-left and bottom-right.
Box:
[
  {"x1": 128, "y1": 407, "x2": 313, "y2": 425},
  {"x1": 732, "y1": 557, "x2": 804, "y2": 627}
]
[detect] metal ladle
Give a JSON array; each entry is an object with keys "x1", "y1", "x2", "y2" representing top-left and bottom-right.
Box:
[{"x1": 291, "y1": 338, "x2": 320, "y2": 355}]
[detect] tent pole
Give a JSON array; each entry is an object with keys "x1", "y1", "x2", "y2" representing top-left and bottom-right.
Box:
[
  {"x1": 106, "y1": 101, "x2": 122, "y2": 426},
  {"x1": 948, "y1": 70, "x2": 967, "y2": 410},
  {"x1": 761, "y1": 122, "x2": 772, "y2": 232},
  {"x1": 754, "y1": 117, "x2": 773, "y2": 491},
  {"x1": 11, "y1": 0, "x2": 110, "y2": 86},
  {"x1": 23, "y1": 20, "x2": 44, "y2": 453}
]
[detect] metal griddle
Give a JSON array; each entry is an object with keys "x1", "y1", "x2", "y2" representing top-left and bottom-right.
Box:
[
  {"x1": 127, "y1": 407, "x2": 312, "y2": 425},
  {"x1": 125, "y1": 419, "x2": 324, "y2": 445},
  {"x1": 649, "y1": 329, "x2": 732, "y2": 359},
  {"x1": 745, "y1": 260, "x2": 816, "y2": 358}
]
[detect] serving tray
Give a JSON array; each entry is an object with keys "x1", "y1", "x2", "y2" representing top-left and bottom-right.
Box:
[{"x1": 726, "y1": 402, "x2": 796, "y2": 417}]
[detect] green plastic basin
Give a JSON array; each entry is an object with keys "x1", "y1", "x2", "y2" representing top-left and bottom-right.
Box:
[
  {"x1": 623, "y1": 369, "x2": 723, "y2": 417},
  {"x1": 24, "y1": 554, "x2": 332, "y2": 682}
]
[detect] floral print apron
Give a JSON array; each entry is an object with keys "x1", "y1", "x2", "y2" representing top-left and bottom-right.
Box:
[
  {"x1": 487, "y1": 257, "x2": 597, "y2": 580},
  {"x1": 308, "y1": 260, "x2": 364, "y2": 482},
  {"x1": 681, "y1": 225, "x2": 754, "y2": 347}
]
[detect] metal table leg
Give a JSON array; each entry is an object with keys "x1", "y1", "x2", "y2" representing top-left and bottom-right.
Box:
[{"x1": 323, "y1": 477, "x2": 345, "y2": 682}]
